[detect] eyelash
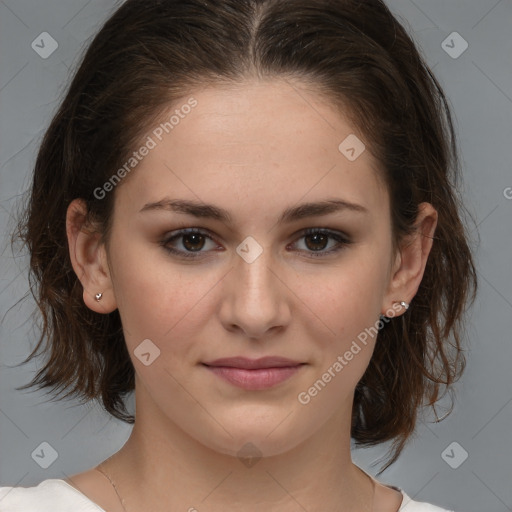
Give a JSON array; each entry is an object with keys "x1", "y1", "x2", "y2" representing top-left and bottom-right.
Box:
[{"x1": 160, "y1": 227, "x2": 352, "y2": 260}]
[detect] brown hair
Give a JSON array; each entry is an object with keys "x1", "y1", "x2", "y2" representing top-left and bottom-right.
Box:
[{"x1": 12, "y1": 0, "x2": 477, "y2": 473}]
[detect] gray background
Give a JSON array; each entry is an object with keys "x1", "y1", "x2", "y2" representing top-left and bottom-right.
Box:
[{"x1": 0, "y1": 1, "x2": 511, "y2": 511}]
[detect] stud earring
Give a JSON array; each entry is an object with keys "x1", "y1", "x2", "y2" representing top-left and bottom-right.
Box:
[
  {"x1": 95, "y1": 292, "x2": 103, "y2": 302},
  {"x1": 397, "y1": 300, "x2": 409, "y2": 310}
]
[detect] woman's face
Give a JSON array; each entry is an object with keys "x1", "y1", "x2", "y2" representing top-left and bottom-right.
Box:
[{"x1": 103, "y1": 79, "x2": 399, "y2": 457}]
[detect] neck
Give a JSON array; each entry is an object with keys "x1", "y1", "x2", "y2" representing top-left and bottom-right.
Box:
[{"x1": 101, "y1": 385, "x2": 374, "y2": 512}]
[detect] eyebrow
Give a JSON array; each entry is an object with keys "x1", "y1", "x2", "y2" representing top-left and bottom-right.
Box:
[{"x1": 139, "y1": 198, "x2": 368, "y2": 225}]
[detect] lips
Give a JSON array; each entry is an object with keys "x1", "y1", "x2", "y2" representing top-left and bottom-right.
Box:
[
  {"x1": 202, "y1": 356, "x2": 303, "y2": 370},
  {"x1": 202, "y1": 357, "x2": 305, "y2": 390}
]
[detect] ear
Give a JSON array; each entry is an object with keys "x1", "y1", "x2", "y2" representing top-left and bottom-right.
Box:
[
  {"x1": 382, "y1": 202, "x2": 438, "y2": 316},
  {"x1": 66, "y1": 198, "x2": 117, "y2": 314}
]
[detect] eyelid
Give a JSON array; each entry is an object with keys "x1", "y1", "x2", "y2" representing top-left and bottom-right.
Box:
[
  {"x1": 160, "y1": 227, "x2": 222, "y2": 259},
  {"x1": 291, "y1": 228, "x2": 351, "y2": 258},
  {"x1": 160, "y1": 226, "x2": 352, "y2": 259}
]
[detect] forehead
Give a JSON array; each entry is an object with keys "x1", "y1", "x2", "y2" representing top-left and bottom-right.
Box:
[
  {"x1": 116, "y1": 79, "x2": 389, "y2": 222},
  {"x1": 167, "y1": 80, "x2": 367, "y2": 163}
]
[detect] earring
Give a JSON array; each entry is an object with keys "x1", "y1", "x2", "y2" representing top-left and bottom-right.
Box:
[
  {"x1": 397, "y1": 300, "x2": 409, "y2": 310},
  {"x1": 95, "y1": 292, "x2": 103, "y2": 302}
]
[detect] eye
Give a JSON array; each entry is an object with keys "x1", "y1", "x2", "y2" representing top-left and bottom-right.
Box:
[
  {"x1": 161, "y1": 227, "x2": 351, "y2": 260},
  {"x1": 161, "y1": 228, "x2": 220, "y2": 259},
  {"x1": 289, "y1": 228, "x2": 351, "y2": 258}
]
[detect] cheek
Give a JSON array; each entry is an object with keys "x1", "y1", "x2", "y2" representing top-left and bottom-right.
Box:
[
  {"x1": 108, "y1": 248, "x2": 218, "y2": 407},
  {"x1": 107, "y1": 233, "x2": 217, "y2": 351},
  {"x1": 305, "y1": 252, "x2": 389, "y2": 343},
  {"x1": 296, "y1": 251, "x2": 392, "y2": 406}
]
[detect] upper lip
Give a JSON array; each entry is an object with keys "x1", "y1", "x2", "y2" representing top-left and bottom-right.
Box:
[{"x1": 202, "y1": 356, "x2": 303, "y2": 369}]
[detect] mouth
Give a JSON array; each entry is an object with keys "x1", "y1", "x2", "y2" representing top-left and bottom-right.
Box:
[{"x1": 202, "y1": 356, "x2": 306, "y2": 390}]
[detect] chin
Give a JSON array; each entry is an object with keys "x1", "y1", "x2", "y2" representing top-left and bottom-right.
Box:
[{"x1": 199, "y1": 419, "x2": 310, "y2": 460}]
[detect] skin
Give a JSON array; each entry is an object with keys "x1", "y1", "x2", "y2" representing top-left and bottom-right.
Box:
[{"x1": 64, "y1": 79, "x2": 437, "y2": 512}]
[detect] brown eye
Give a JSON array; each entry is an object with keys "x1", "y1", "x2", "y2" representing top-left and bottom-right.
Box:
[
  {"x1": 291, "y1": 228, "x2": 352, "y2": 258},
  {"x1": 161, "y1": 228, "x2": 219, "y2": 259},
  {"x1": 161, "y1": 227, "x2": 351, "y2": 260},
  {"x1": 181, "y1": 233, "x2": 206, "y2": 252},
  {"x1": 304, "y1": 232, "x2": 329, "y2": 251}
]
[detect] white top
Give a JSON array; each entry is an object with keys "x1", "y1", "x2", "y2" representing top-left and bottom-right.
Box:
[{"x1": 0, "y1": 478, "x2": 455, "y2": 511}]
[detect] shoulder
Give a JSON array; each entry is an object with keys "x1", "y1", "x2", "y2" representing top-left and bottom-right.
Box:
[
  {"x1": 0, "y1": 479, "x2": 106, "y2": 512},
  {"x1": 400, "y1": 489, "x2": 456, "y2": 512},
  {"x1": 361, "y1": 465, "x2": 457, "y2": 512},
  {"x1": 0, "y1": 478, "x2": 458, "y2": 512}
]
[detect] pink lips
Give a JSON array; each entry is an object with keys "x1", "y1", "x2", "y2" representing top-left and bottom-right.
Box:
[{"x1": 202, "y1": 356, "x2": 305, "y2": 390}]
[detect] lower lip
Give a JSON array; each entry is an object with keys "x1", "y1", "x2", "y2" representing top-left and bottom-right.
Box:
[{"x1": 204, "y1": 365, "x2": 303, "y2": 390}]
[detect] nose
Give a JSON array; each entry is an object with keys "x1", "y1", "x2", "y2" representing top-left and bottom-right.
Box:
[{"x1": 218, "y1": 242, "x2": 291, "y2": 340}]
